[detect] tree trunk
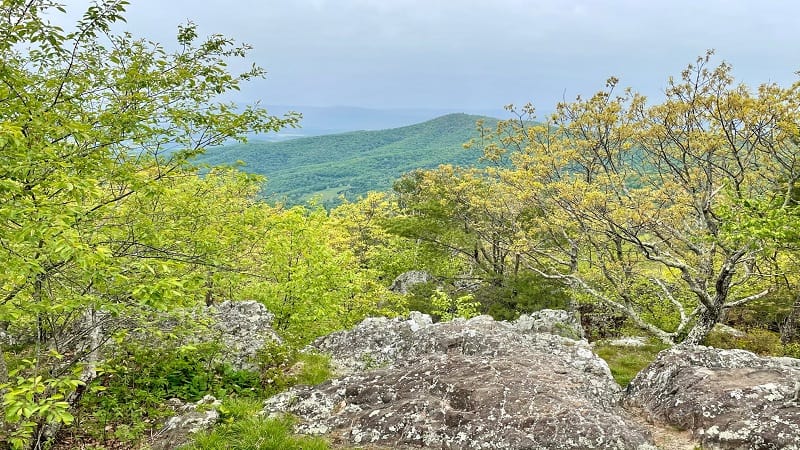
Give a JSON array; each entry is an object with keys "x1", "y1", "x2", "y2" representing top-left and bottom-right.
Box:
[
  {"x1": 780, "y1": 293, "x2": 800, "y2": 345},
  {"x1": 683, "y1": 306, "x2": 721, "y2": 345},
  {"x1": 0, "y1": 342, "x2": 7, "y2": 385},
  {"x1": 29, "y1": 308, "x2": 104, "y2": 450}
]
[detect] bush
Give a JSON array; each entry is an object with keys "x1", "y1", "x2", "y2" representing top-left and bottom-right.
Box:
[
  {"x1": 69, "y1": 339, "x2": 263, "y2": 445},
  {"x1": 784, "y1": 343, "x2": 800, "y2": 359},
  {"x1": 477, "y1": 273, "x2": 572, "y2": 321},
  {"x1": 705, "y1": 327, "x2": 783, "y2": 356},
  {"x1": 253, "y1": 341, "x2": 333, "y2": 396}
]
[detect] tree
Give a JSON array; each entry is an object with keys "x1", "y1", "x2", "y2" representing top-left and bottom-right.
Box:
[
  {"x1": 390, "y1": 168, "x2": 572, "y2": 319},
  {"x1": 469, "y1": 52, "x2": 800, "y2": 345},
  {"x1": 0, "y1": 1, "x2": 297, "y2": 447},
  {"x1": 236, "y1": 204, "x2": 398, "y2": 345}
]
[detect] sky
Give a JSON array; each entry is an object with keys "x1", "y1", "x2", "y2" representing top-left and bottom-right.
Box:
[{"x1": 55, "y1": 1, "x2": 800, "y2": 117}]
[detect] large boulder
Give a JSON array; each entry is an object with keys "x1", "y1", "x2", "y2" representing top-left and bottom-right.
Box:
[
  {"x1": 389, "y1": 270, "x2": 435, "y2": 294},
  {"x1": 209, "y1": 300, "x2": 282, "y2": 370},
  {"x1": 264, "y1": 314, "x2": 655, "y2": 449},
  {"x1": 150, "y1": 395, "x2": 221, "y2": 450},
  {"x1": 624, "y1": 345, "x2": 800, "y2": 449},
  {"x1": 513, "y1": 308, "x2": 585, "y2": 340}
]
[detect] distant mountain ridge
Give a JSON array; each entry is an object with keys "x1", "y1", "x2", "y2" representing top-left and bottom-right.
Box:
[
  {"x1": 258, "y1": 105, "x2": 508, "y2": 140},
  {"x1": 195, "y1": 113, "x2": 496, "y2": 205}
]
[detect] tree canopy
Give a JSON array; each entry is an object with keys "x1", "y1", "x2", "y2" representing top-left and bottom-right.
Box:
[
  {"x1": 401, "y1": 52, "x2": 800, "y2": 345},
  {"x1": 0, "y1": 1, "x2": 303, "y2": 447}
]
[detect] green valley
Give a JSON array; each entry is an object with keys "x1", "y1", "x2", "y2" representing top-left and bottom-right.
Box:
[{"x1": 194, "y1": 113, "x2": 496, "y2": 205}]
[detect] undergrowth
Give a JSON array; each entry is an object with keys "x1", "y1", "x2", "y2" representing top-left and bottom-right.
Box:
[{"x1": 181, "y1": 399, "x2": 330, "y2": 450}]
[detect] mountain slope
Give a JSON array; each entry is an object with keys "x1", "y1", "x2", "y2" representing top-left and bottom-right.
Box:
[{"x1": 195, "y1": 113, "x2": 495, "y2": 204}]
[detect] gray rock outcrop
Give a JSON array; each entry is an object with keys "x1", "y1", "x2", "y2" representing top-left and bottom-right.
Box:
[
  {"x1": 389, "y1": 270, "x2": 435, "y2": 294},
  {"x1": 264, "y1": 313, "x2": 655, "y2": 449},
  {"x1": 209, "y1": 300, "x2": 282, "y2": 370},
  {"x1": 624, "y1": 345, "x2": 800, "y2": 449},
  {"x1": 513, "y1": 308, "x2": 585, "y2": 340},
  {"x1": 150, "y1": 395, "x2": 221, "y2": 450}
]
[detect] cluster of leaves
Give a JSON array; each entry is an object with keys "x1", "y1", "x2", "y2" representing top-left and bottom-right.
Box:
[
  {"x1": 63, "y1": 333, "x2": 332, "y2": 446},
  {"x1": 0, "y1": 1, "x2": 391, "y2": 448},
  {"x1": 71, "y1": 341, "x2": 260, "y2": 445},
  {"x1": 252, "y1": 341, "x2": 332, "y2": 396},
  {"x1": 429, "y1": 290, "x2": 480, "y2": 322}
]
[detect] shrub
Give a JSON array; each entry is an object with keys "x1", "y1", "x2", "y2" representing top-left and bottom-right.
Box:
[{"x1": 705, "y1": 327, "x2": 784, "y2": 356}]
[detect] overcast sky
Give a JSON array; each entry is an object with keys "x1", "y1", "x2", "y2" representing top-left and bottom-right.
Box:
[{"x1": 56, "y1": 1, "x2": 800, "y2": 116}]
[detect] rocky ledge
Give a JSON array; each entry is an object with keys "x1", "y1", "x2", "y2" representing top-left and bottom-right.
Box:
[
  {"x1": 263, "y1": 312, "x2": 655, "y2": 449},
  {"x1": 624, "y1": 345, "x2": 800, "y2": 449}
]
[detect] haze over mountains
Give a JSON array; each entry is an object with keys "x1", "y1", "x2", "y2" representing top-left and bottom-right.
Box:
[{"x1": 197, "y1": 113, "x2": 498, "y2": 205}]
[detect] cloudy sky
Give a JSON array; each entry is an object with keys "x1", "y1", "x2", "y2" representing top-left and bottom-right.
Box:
[{"x1": 56, "y1": 1, "x2": 800, "y2": 116}]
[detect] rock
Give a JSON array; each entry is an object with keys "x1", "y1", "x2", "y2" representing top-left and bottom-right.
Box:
[
  {"x1": 265, "y1": 314, "x2": 655, "y2": 449},
  {"x1": 624, "y1": 345, "x2": 800, "y2": 449},
  {"x1": 150, "y1": 395, "x2": 221, "y2": 450},
  {"x1": 607, "y1": 336, "x2": 649, "y2": 347},
  {"x1": 513, "y1": 309, "x2": 584, "y2": 340},
  {"x1": 712, "y1": 323, "x2": 746, "y2": 338},
  {"x1": 209, "y1": 300, "x2": 282, "y2": 370},
  {"x1": 310, "y1": 312, "x2": 434, "y2": 376},
  {"x1": 388, "y1": 270, "x2": 434, "y2": 294}
]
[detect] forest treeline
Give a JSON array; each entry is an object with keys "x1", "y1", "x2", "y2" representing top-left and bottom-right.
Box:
[{"x1": 1, "y1": 1, "x2": 799, "y2": 449}]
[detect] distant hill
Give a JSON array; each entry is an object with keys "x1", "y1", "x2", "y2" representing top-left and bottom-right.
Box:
[
  {"x1": 244, "y1": 105, "x2": 509, "y2": 141},
  {"x1": 195, "y1": 113, "x2": 496, "y2": 205}
]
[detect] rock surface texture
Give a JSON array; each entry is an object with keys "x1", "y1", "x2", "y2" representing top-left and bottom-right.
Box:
[
  {"x1": 150, "y1": 395, "x2": 221, "y2": 450},
  {"x1": 210, "y1": 300, "x2": 281, "y2": 370},
  {"x1": 514, "y1": 309, "x2": 585, "y2": 340},
  {"x1": 624, "y1": 345, "x2": 800, "y2": 450},
  {"x1": 388, "y1": 270, "x2": 435, "y2": 294},
  {"x1": 264, "y1": 313, "x2": 656, "y2": 449}
]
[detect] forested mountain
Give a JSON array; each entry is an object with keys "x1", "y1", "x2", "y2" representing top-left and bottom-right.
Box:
[
  {"x1": 259, "y1": 105, "x2": 506, "y2": 139},
  {"x1": 194, "y1": 113, "x2": 496, "y2": 204}
]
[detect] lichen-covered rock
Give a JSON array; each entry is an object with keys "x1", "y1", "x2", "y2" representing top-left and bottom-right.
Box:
[
  {"x1": 388, "y1": 270, "x2": 435, "y2": 294},
  {"x1": 265, "y1": 314, "x2": 655, "y2": 449},
  {"x1": 513, "y1": 309, "x2": 584, "y2": 340},
  {"x1": 209, "y1": 300, "x2": 281, "y2": 370},
  {"x1": 606, "y1": 336, "x2": 649, "y2": 348},
  {"x1": 310, "y1": 311, "x2": 433, "y2": 375},
  {"x1": 712, "y1": 323, "x2": 746, "y2": 338},
  {"x1": 624, "y1": 345, "x2": 800, "y2": 449},
  {"x1": 150, "y1": 395, "x2": 221, "y2": 450}
]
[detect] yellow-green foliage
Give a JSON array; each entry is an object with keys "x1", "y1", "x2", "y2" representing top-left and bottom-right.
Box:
[
  {"x1": 430, "y1": 290, "x2": 481, "y2": 321},
  {"x1": 705, "y1": 328, "x2": 784, "y2": 356}
]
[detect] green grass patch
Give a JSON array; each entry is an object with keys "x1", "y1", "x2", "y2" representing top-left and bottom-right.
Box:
[
  {"x1": 180, "y1": 415, "x2": 330, "y2": 450},
  {"x1": 594, "y1": 340, "x2": 668, "y2": 387},
  {"x1": 294, "y1": 351, "x2": 334, "y2": 386}
]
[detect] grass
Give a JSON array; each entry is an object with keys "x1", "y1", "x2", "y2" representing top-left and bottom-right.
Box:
[
  {"x1": 179, "y1": 352, "x2": 335, "y2": 450},
  {"x1": 593, "y1": 340, "x2": 669, "y2": 387},
  {"x1": 294, "y1": 351, "x2": 334, "y2": 386},
  {"x1": 181, "y1": 413, "x2": 330, "y2": 450}
]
